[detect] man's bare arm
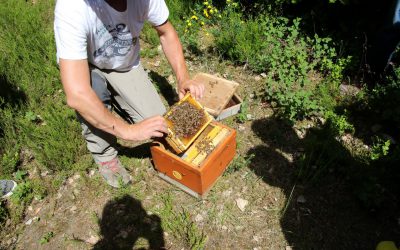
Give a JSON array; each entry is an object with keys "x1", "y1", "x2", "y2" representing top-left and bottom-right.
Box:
[
  {"x1": 59, "y1": 59, "x2": 167, "y2": 141},
  {"x1": 154, "y1": 21, "x2": 204, "y2": 100}
]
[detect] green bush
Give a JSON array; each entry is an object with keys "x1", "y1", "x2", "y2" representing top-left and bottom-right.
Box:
[{"x1": 211, "y1": 1, "x2": 349, "y2": 120}]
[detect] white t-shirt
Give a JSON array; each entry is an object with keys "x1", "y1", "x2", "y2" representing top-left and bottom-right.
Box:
[{"x1": 54, "y1": 0, "x2": 169, "y2": 71}]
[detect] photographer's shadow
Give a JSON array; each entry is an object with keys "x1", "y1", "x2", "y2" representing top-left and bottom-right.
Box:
[{"x1": 93, "y1": 195, "x2": 165, "y2": 250}]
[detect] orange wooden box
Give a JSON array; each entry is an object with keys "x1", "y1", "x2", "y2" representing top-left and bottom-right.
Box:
[{"x1": 151, "y1": 121, "x2": 236, "y2": 198}]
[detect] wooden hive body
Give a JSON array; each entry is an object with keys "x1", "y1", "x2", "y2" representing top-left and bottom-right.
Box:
[{"x1": 151, "y1": 122, "x2": 236, "y2": 198}]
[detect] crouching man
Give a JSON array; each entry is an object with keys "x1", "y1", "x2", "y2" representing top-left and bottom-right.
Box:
[{"x1": 54, "y1": 0, "x2": 204, "y2": 187}]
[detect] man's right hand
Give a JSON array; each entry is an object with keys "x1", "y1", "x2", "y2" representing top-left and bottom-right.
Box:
[{"x1": 124, "y1": 115, "x2": 168, "y2": 141}]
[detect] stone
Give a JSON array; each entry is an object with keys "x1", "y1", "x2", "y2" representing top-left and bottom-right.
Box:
[
  {"x1": 168, "y1": 75, "x2": 175, "y2": 84},
  {"x1": 153, "y1": 61, "x2": 161, "y2": 67},
  {"x1": 85, "y1": 235, "x2": 100, "y2": 245},
  {"x1": 40, "y1": 171, "x2": 49, "y2": 177},
  {"x1": 25, "y1": 216, "x2": 39, "y2": 225},
  {"x1": 236, "y1": 198, "x2": 249, "y2": 212},
  {"x1": 195, "y1": 214, "x2": 204, "y2": 222},
  {"x1": 339, "y1": 84, "x2": 360, "y2": 97}
]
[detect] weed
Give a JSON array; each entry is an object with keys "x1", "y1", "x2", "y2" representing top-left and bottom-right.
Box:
[
  {"x1": 370, "y1": 137, "x2": 391, "y2": 160},
  {"x1": 14, "y1": 170, "x2": 27, "y2": 182},
  {"x1": 140, "y1": 47, "x2": 159, "y2": 59},
  {"x1": 141, "y1": 23, "x2": 160, "y2": 46},
  {"x1": 10, "y1": 181, "x2": 33, "y2": 205},
  {"x1": 0, "y1": 148, "x2": 20, "y2": 178},
  {"x1": 0, "y1": 201, "x2": 8, "y2": 224},
  {"x1": 225, "y1": 153, "x2": 254, "y2": 174},
  {"x1": 39, "y1": 231, "x2": 55, "y2": 244},
  {"x1": 326, "y1": 110, "x2": 355, "y2": 136},
  {"x1": 235, "y1": 100, "x2": 249, "y2": 123},
  {"x1": 156, "y1": 192, "x2": 207, "y2": 249}
]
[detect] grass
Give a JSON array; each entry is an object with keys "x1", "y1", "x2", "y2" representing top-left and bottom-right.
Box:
[{"x1": 156, "y1": 192, "x2": 207, "y2": 249}]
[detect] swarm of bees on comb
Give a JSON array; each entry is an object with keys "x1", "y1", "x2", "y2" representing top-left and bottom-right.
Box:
[{"x1": 165, "y1": 101, "x2": 206, "y2": 139}]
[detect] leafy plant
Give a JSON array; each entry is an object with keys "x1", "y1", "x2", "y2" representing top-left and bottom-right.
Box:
[
  {"x1": 235, "y1": 100, "x2": 249, "y2": 123},
  {"x1": 326, "y1": 110, "x2": 355, "y2": 136},
  {"x1": 0, "y1": 148, "x2": 20, "y2": 178},
  {"x1": 225, "y1": 153, "x2": 254, "y2": 174},
  {"x1": 39, "y1": 231, "x2": 55, "y2": 244},
  {"x1": 370, "y1": 137, "x2": 391, "y2": 160},
  {"x1": 157, "y1": 192, "x2": 207, "y2": 249},
  {"x1": 10, "y1": 181, "x2": 33, "y2": 205}
]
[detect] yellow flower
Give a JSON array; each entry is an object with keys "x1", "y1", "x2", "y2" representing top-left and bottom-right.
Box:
[
  {"x1": 203, "y1": 9, "x2": 209, "y2": 18},
  {"x1": 210, "y1": 9, "x2": 214, "y2": 14},
  {"x1": 191, "y1": 15, "x2": 198, "y2": 20},
  {"x1": 203, "y1": 1, "x2": 209, "y2": 5},
  {"x1": 201, "y1": 21, "x2": 205, "y2": 26}
]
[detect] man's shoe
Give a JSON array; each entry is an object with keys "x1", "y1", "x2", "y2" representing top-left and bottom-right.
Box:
[
  {"x1": 98, "y1": 157, "x2": 132, "y2": 188},
  {"x1": 1, "y1": 180, "x2": 17, "y2": 199}
]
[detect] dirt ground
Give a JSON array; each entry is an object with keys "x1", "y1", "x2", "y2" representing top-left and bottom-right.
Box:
[{"x1": 1, "y1": 44, "x2": 399, "y2": 250}]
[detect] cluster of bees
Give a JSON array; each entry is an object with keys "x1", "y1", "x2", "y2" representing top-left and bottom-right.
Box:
[{"x1": 166, "y1": 101, "x2": 206, "y2": 138}]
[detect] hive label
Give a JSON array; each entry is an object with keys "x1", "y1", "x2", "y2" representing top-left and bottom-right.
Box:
[{"x1": 172, "y1": 170, "x2": 183, "y2": 180}]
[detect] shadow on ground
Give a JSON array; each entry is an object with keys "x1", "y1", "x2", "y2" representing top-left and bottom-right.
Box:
[
  {"x1": 247, "y1": 116, "x2": 400, "y2": 249},
  {"x1": 94, "y1": 194, "x2": 165, "y2": 250},
  {"x1": 148, "y1": 70, "x2": 178, "y2": 106},
  {"x1": 0, "y1": 74, "x2": 27, "y2": 108}
]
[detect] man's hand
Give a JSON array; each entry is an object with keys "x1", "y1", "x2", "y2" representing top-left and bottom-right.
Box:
[
  {"x1": 178, "y1": 79, "x2": 205, "y2": 100},
  {"x1": 124, "y1": 115, "x2": 168, "y2": 141}
]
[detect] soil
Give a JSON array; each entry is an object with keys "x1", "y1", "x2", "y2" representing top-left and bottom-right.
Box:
[
  {"x1": 1, "y1": 39, "x2": 399, "y2": 250},
  {"x1": 166, "y1": 101, "x2": 206, "y2": 138}
]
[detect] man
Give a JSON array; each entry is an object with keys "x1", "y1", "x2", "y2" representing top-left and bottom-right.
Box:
[{"x1": 54, "y1": 0, "x2": 204, "y2": 187}]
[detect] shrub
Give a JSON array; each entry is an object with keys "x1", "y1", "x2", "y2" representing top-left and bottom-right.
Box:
[{"x1": 212, "y1": 1, "x2": 349, "y2": 120}]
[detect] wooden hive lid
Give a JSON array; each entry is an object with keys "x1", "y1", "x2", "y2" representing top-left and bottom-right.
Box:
[{"x1": 193, "y1": 73, "x2": 239, "y2": 116}]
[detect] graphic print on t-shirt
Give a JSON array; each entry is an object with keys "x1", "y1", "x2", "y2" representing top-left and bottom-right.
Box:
[{"x1": 93, "y1": 23, "x2": 138, "y2": 59}]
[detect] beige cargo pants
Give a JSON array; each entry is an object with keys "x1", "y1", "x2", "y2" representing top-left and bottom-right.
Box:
[{"x1": 78, "y1": 63, "x2": 166, "y2": 163}]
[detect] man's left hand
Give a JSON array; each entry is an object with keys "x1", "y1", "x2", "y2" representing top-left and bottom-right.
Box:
[{"x1": 178, "y1": 79, "x2": 205, "y2": 100}]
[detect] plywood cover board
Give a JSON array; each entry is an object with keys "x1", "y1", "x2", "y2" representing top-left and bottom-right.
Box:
[{"x1": 193, "y1": 73, "x2": 239, "y2": 116}]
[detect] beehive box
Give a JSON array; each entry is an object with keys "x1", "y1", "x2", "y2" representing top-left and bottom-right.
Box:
[
  {"x1": 193, "y1": 73, "x2": 242, "y2": 121},
  {"x1": 151, "y1": 121, "x2": 236, "y2": 198},
  {"x1": 164, "y1": 93, "x2": 213, "y2": 154}
]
